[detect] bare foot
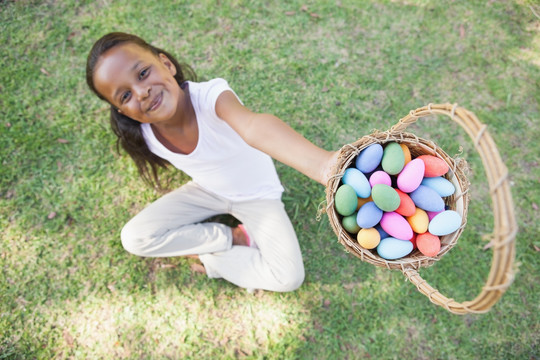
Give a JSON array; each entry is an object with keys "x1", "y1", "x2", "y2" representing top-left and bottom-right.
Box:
[
  {"x1": 190, "y1": 263, "x2": 206, "y2": 274},
  {"x1": 232, "y1": 226, "x2": 249, "y2": 246}
]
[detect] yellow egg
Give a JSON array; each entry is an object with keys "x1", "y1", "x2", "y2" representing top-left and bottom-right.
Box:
[
  {"x1": 400, "y1": 143, "x2": 412, "y2": 164},
  {"x1": 357, "y1": 228, "x2": 381, "y2": 249},
  {"x1": 406, "y1": 207, "x2": 429, "y2": 234}
]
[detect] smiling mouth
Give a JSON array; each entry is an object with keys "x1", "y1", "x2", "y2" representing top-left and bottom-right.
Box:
[{"x1": 147, "y1": 92, "x2": 163, "y2": 112}]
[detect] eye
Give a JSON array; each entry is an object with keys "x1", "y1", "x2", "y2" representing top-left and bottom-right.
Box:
[
  {"x1": 138, "y1": 67, "x2": 150, "y2": 80},
  {"x1": 120, "y1": 91, "x2": 131, "y2": 104}
]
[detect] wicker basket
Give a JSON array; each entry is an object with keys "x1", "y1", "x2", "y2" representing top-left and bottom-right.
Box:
[{"x1": 325, "y1": 104, "x2": 517, "y2": 314}]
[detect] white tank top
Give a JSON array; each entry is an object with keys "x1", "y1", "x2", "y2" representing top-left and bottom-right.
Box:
[{"x1": 141, "y1": 78, "x2": 284, "y2": 201}]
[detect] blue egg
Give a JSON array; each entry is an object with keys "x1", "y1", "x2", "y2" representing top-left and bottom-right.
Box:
[
  {"x1": 421, "y1": 176, "x2": 455, "y2": 197},
  {"x1": 356, "y1": 144, "x2": 383, "y2": 173},
  {"x1": 375, "y1": 224, "x2": 389, "y2": 239},
  {"x1": 428, "y1": 210, "x2": 462, "y2": 236},
  {"x1": 356, "y1": 201, "x2": 383, "y2": 228},
  {"x1": 409, "y1": 185, "x2": 445, "y2": 212},
  {"x1": 342, "y1": 168, "x2": 371, "y2": 198},
  {"x1": 377, "y1": 237, "x2": 413, "y2": 260}
]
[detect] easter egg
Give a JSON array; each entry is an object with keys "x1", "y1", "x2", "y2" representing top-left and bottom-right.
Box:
[
  {"x1": 371, "y1": 184, "x2": 400, "y2": 212},
  {"x1": 357, "y1": 196, "x2": 373, "y2": 210},
  {"x1": 416, "y1": 232, "x2": 441, "y2": 257},
  {"x1": 426, "y1": 210, "x2": 443, "y2": 221},
  {"x1": 381, "y1": 142, "x2": 405, "y2": 175},
  {"x1": 417, "y1": 155, "x2": 449, "y2": 177},
  {"x1": 380, "y1": 212, "x2": 413, "y2": 240},
  {"x1": 397, "y1": 158, "x2": 425, "y2": 193},
  {"x1": 410, "y1": 233, "x2": 417, "y2": 249},
  {"x1": 409, "y1": 185, "x2": 445, "y2": 212},
  {"x1": 335, "y1": 184, "x2": 358, "y2": 216},
  {"x1": 428, "y1": 210, "x2": 462, "y2": 236},
  {"x1": 421, "y1": 176, "x2": 455, "y2": 197},
  {"x1": 356, "y1": 144, "x2": 384, "y2": 173},
  {"x1": 369, "y1": 170, "x2": 392, "y2": 187},
  {"x1": 375, "y1": 224, "x2": 389, "y2": 239},
  {"x1": 406, "y1": 207, "x2": 429, "y2": 234},
  {"x1": 356, "y1": 201, "x2": 383, "y2": 228},
  {"x1": 400, "y1": 143, "x2": 412, "y2": 164},
  {"x1": 357, "y1": 228, "x2": 381, "y2": 249},
  {"x1": 342, "y1": 213, "x2": 361, "y2": 234},
  {"x1": 394, "y1": 189, "x2": 416, "y2": 217},
  {"x1": 342, "y1": 168, "x2": 371, "y2": 198},
  {"x1": 377, "y1": 237, "x2": 413, "y2": 260}
]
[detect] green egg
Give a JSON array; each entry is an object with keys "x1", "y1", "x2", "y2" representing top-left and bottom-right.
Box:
[
  {"x1": 342, "y1": 213, "x2": 361, "y2": 234},
  {"x1": 371, "y1": 184, "x2": 401, "y2": 212},
  {"x1": 335, "y1": 184, "x2": 358, "y2": 216},
  {"x1": 381, "y1": 142, "x2": 405, "y2": 175}
]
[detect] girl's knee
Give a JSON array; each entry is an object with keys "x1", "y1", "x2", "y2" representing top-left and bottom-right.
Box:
[
  {"x1": 276, "y1": 264, "x2": 305, "y2": 292},
  {"x1": 285, "y1": 273, "x2": 305, "y2": 292},
  {"x1": 120, "y1": 220, "x2": 146, "y2": 256}
]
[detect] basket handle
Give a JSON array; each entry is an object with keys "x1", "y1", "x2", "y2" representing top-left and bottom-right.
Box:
[{"x1": 392, "y1": 103, "x2": 517, "y2": 314}]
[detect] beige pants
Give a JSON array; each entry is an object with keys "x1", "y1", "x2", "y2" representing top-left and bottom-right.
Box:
[{"x1": 120, "y1": 181, "x2": 304, "y2": 292}]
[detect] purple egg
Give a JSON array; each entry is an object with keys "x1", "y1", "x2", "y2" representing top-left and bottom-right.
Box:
[
  {"x1": 356, "y1": 144, "x2": 383, "y2": 173},
  {"x1": 356, "y1": 201, "x2": 383, "y2": 228},
  {"x1": 426, "y1": 210, "x2": 443, "y2": 221},
  {"x1": 409, "y1": 185, "x2": 445, "y2": 212}
]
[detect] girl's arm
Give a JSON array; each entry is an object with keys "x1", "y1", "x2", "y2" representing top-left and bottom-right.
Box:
[{"x1": 215, "y1": 90, "x2": 339, "y2": 186}]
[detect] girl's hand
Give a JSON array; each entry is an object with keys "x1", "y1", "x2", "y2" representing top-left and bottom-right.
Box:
[
  {"x1": 319, "y1": 150, "x2": 340, "y2": 186},
  {"x1": 216, "y1": 91, "x2": 339, "y2": 186}
]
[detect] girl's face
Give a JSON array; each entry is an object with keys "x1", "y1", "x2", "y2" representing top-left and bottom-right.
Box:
[{"x1": 93, "y1": 43, "x2": 183, "y2": 124}]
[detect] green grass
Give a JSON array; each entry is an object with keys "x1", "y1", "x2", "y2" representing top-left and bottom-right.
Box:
[{"x1": 1, "y1": 0, "x2": 539, "y2": 358}]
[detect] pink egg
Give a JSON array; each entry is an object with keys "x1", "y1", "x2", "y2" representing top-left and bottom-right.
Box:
[
  {"x1": 369, "y1": 170, "x2": 392, "y2": 187},
  {"x1": 397, "y1": 158, "x2": 425, "y2": 193},
  {"x1": 380, "y1": 212, "x2": 413, "y2": 240}
]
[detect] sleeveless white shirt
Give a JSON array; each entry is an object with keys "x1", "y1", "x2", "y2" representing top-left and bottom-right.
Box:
[{"x1": 141, "y1": 78, "x2": 284, "y2": 201}]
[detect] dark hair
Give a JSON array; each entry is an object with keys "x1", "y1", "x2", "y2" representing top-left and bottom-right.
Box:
[{"x1": 86, "y1": 32, "x2": 197, "y2": 189}]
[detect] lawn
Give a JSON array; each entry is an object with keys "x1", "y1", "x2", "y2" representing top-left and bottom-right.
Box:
[{"x1": 1, "y1": 0, "x2": 539, "y2": 359}]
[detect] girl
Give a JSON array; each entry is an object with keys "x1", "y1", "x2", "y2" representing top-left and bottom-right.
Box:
[{"x1": 86, "y1": 32, "x2": 338, "y2": 292}]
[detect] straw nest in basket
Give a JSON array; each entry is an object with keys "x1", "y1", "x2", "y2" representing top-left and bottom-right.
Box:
[{"x1": 325, "y1": 129, "x2": 471, "y2": 271}]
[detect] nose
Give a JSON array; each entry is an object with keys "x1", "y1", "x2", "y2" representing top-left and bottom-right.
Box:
[{"x1": 134, "y1": 84, "x2": 150, "y2": 101}]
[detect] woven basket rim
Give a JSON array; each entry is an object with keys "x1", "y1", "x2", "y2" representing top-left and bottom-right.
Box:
[{"x1": 325, "y1": 130, "x2": 471, "y2": 270}]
